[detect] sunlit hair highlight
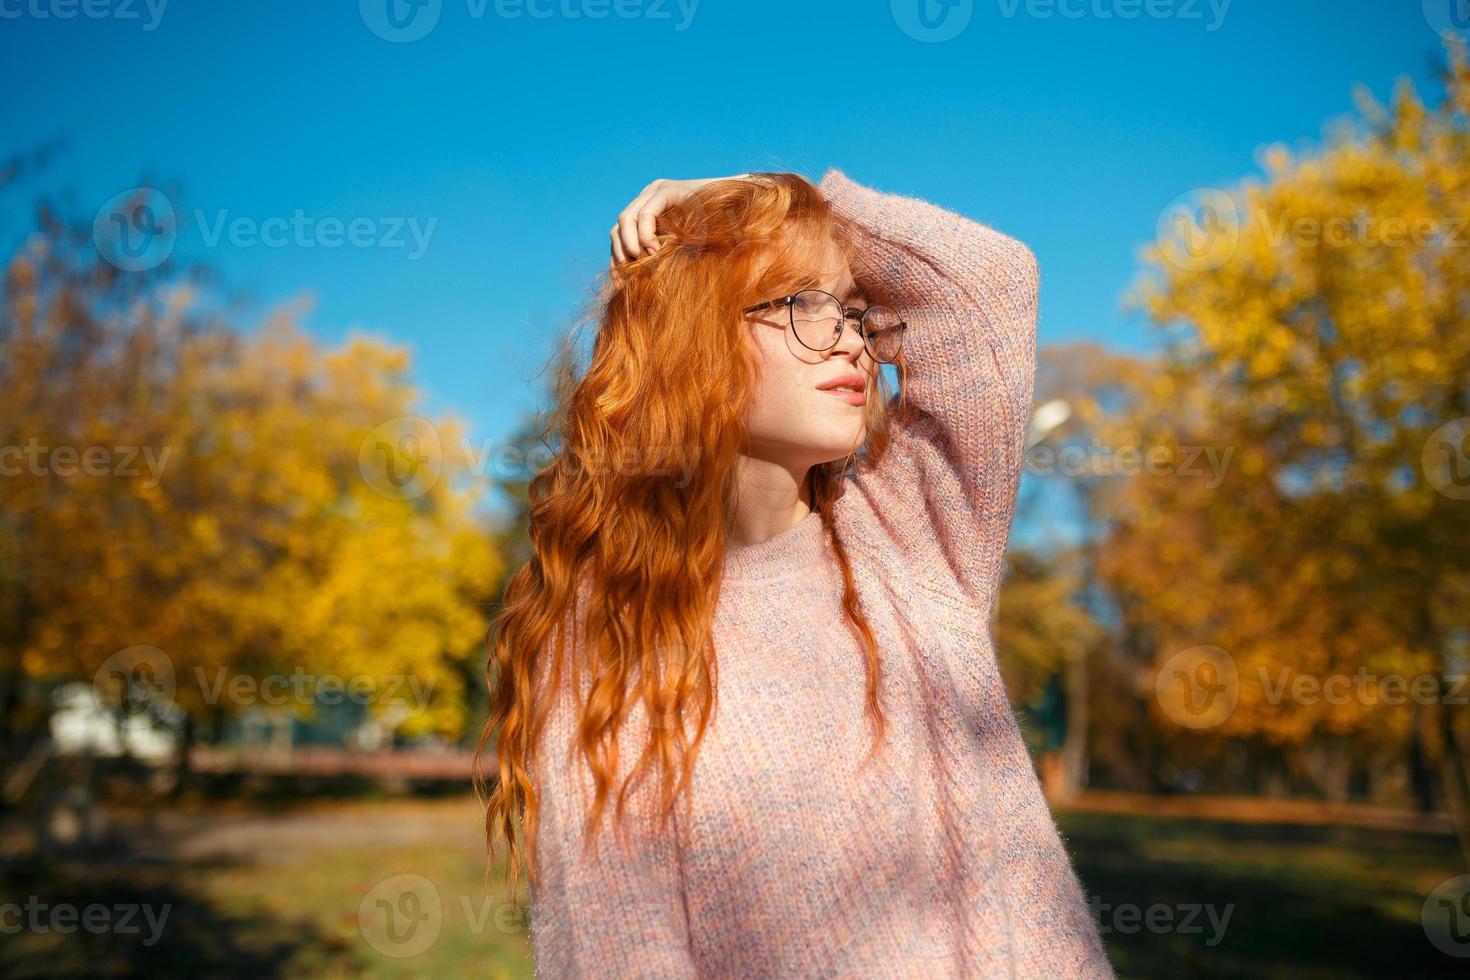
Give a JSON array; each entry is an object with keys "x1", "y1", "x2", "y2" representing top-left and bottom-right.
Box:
[{"x1": 472, "y1": 172, "x2": 910, "y2": 901}]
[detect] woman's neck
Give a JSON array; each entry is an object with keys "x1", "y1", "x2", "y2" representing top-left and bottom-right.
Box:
[{"x1": 725, "y1": 456, "x2": 812, "y2": 550}]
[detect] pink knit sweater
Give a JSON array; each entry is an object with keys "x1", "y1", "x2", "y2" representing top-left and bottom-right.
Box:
[{"x1": 527, "y1": 169, "x2": 1115, "y2": 978}]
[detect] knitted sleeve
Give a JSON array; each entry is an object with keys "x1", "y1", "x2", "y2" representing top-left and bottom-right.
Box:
[
  {"x1": 526, "y1": 627, "x2": 698, "y2": 978},
  {"x1": 819, "y1": 168, "x2": 1039, "y2": 617}
]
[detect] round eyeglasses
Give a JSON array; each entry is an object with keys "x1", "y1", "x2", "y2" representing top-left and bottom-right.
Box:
[{"x1": 742, "y1": 288, "x2": 907, "y2": 364}]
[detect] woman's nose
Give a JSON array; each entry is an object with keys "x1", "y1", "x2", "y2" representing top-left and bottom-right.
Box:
[{"x1": 830, "y1": 311, "x2": 867, "y2": 358}]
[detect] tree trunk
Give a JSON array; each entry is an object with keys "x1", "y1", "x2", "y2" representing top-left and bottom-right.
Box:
[
  {"x1": 170, "y1": 711, "x2": 195, "y2": 800},
  {"x1": 1434, "y1": 686, "x2": 1470, "y2": 873},
  {"x1": 0, "y1": 667, "x2": 16, "y2": 813},
  {"x1": 1063, "y1": 647, "x2": 1089, "y2": 799},
  {"x1": 1410, "y1": 702, "x2": 1438, "y2": 813}
]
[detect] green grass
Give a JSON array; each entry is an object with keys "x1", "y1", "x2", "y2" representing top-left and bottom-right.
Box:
[
  {"x1": 0, "y1": 798, "x2": 1463, "y2": 977},
  {"x1": 0, "y1": 796, "x2": 533, "y2": 979},
  {"x1": 1057, "y1": 809, "x2": 1466, "y2": 980},
  {"x1": 0, "y1": 847, "x2": 531, "y2": 978}
]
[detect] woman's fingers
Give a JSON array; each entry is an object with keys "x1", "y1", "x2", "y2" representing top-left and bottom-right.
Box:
[
  {"x1": 616, "y1": 209, "x2": 643, "y2": 262},
  {"x1": 637, "y1": 206, "x2": 661, "y2": 254},
  {"x1": 610, "y1": 176, "x2": 746, "y2": 266},
  {"x1": 613, "y1": 180, "x2": 662, "y2": 262}
]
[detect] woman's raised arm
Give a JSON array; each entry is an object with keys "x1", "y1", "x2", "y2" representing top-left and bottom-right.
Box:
[{"x1": 822, "y1": 168, "x2": 1040, "y2": 618}]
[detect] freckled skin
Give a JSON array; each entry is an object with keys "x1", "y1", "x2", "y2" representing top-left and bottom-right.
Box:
[{"x1": 742, "y1": 238, "x2": 876, "y2": 475}]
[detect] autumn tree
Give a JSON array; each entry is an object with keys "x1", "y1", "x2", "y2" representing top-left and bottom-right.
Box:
[
  {"x1": 1112, "y1": 35, "x2": 1470, "y2": 863},
  {"x1": 0, "y1": 177, "x2": 502, "y2": 786}
]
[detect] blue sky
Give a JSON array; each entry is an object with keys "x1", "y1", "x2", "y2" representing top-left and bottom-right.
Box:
[{"x1": 0, "y1": 1, "x2": 1457, "y2": 524}]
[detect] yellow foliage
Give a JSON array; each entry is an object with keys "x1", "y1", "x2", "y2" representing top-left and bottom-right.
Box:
[
  {"x1": 1102, "y1": 34, "x2": 1470, "y2": 756},
  {"x1": 1, "y1": 258, "x2": 505, "y2": 743}
]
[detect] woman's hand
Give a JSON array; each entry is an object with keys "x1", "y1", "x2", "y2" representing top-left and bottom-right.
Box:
[{"x1": 608, "y1": 175, "x2": 751, "y2": 269}]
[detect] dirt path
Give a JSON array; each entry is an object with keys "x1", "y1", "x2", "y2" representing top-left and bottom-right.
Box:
[
  {"x1": 95, "y1": 795, "x2": 489, "y2": 866},
  {"x1": 10, "y1": 789, "x2": 1452, "y2": 871},
  {"x1": 1065, "y1": 789, "x2": 1455, "y2": 834}
]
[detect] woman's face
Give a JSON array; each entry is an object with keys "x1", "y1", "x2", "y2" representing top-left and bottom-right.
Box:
[{"x1": 742, "y1": 236, "x2": 877, "y2": 472}]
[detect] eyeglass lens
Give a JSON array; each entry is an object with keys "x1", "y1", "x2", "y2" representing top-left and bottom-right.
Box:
[{"x1": 789, "y1": 289, "x2": 903, "y2": 362}]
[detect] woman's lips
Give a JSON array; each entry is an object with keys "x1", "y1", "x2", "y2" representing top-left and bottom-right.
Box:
[{"x1": 821, "y1": 388, "x2": 867, "y2": 406}]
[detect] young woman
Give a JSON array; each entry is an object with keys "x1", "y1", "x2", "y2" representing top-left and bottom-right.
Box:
[{"x1": 475, "y1": 169, "x2": 1113, "y2": 977}]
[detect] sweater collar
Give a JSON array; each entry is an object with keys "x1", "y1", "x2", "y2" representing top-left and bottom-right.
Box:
[{"x1": 720, "y1": 509, "x2": 826, "y2": 586}]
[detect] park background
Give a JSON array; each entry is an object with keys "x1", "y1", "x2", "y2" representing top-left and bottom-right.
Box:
[{"x1": 3, "y1": 1, "x2": 1470, "y2": 977}]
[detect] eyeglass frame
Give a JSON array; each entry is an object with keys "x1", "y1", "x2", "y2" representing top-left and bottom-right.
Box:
[{"x1": 741, "y1": 288, "x2": 908, "y2": 363}]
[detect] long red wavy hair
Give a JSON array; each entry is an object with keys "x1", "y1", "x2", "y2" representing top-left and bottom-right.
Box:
[{"x1": 472, "y1": 172, "x2": 908, "y2": 900}]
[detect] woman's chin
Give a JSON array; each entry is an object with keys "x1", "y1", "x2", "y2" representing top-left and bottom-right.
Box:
[{"x1": 810, "y1": 436, "x2": 868, "y2": 466}]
